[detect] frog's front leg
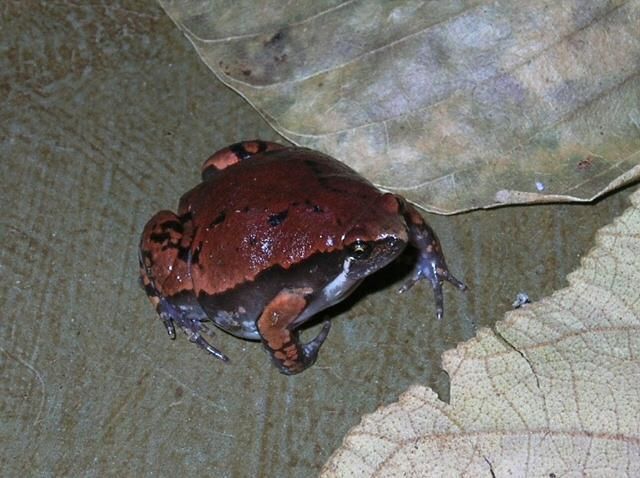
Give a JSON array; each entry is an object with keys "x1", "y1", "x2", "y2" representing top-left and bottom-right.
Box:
[
  {"x1": 257, "y1": 288, "x2": 331, "y2": 375},
  {"x1": 395, "y1": 197, "x2": 467, "y2": 320}
]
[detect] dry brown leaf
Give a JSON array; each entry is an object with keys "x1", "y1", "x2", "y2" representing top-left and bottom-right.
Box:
[
  {"x1": 321, "y1": 187, "x2": 640, "y2": 477},
  {"x1": 158, "y1": 0, "x2": 640, "y2": 212}
]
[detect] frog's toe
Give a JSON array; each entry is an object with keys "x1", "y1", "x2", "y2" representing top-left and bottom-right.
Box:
[
  {"x1": 398, "y1": 271, "x2": 423, "y2": 294},
  {"x1": 162, "y1": 316, "x2": 176, "y2": 339},
  {"x1": 302, "y1": 321, "x2": 331, "y2": 362},
  {"x1": 180, "y1": 318, "x2": 229, "y2": 363},
  {"x1": 445, "y1": 272, "x2": 468, "y2": 291},
  {"x1": 190, "y1": 333, "x2": 229, "y2": 363}
]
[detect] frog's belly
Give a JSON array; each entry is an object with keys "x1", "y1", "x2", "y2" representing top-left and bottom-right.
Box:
[
  {"x1": 198, "y1": 250, "x2": 350, "y2": 341},
  {"x1": 209, "y1": 308, "x2": 261, "y2": 340},
  {"x1": 206, "y1": 277, "x2": 364, "y2": 342}
]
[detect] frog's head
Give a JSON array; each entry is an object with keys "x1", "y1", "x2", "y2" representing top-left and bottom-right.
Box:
[{"x1": 341, "y1": 193, "x2": 409, "y2": 279}]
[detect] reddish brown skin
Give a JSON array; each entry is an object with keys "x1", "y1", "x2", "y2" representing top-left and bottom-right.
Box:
[
  {"x1": 201, "y1": 140, "x2": 286, "y2": 174},
  {"x1": 139, "y1": 210, "x2": 194, "y2": 299},
  {"x1": 179, "y1": 145, "x2": 406, "y2": 296},
  {"x1": 139, "y1": 140, "x2": 467, "y2": 374},
  {"x1": 256, "y1": 288, "x2": 310, "y2": 374}
]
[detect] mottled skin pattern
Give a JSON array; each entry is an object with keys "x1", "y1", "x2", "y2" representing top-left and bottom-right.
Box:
[{"x1": 139, "y1": 140, "x2": 467, "y2": 374}]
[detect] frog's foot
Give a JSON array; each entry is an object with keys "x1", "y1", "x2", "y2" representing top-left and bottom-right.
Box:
[
  {"x1": 157, "y1": 299, "x2": 229, "y2": 363},
  {"x1": 399, "y1": 255, "x2": 467, "y2": 320},
  {"x1": 257, "y1": 288, "x2": 331, "y2": 375}
]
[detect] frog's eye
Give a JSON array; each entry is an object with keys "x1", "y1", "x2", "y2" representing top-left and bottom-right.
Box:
[{"x1": 348, "y1": 240, "x2": 371, "y2": 259}]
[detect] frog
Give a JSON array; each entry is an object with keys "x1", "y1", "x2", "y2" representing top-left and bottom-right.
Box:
[{"x1": 139, "y1": 140, "x2": 467, "y2": 375}]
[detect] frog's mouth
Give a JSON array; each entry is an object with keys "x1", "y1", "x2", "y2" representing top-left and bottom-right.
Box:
[{"x1": 289, "y1": 236, "x2": 406, "y2": 330}]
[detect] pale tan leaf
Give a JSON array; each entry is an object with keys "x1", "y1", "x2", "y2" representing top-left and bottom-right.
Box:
[
  {"x1": 321, "y1": 187, "x2": 640, "y2": 477},
  {"x1": 158, "y1": 0, "x2": 640, "y2": 212}
]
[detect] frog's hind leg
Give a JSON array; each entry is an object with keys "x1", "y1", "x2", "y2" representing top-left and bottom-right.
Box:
[
  {"x1": 156, "y1": 298, "x2": 229, "y2": 362},
  {"x1": 139, "y1": 210, "x2": 228, "y2": 362},
  {"x1": 257, "y1": 288, "x2": 331, "y2": 375}
]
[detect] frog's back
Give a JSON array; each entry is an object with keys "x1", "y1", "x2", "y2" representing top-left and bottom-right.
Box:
[{"x1": 179, "y1": 148, "x2": 381, "y2": 296}]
